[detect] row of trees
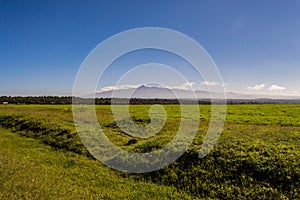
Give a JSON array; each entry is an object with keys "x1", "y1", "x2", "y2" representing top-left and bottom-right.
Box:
[{"x1": 0, "y1": 96, "x2": 299, "y2": 105}]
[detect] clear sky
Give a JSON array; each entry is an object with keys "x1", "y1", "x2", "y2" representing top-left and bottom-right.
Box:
[{"x1": 1, "y1": 0, "x2": 300, "y2": 96}]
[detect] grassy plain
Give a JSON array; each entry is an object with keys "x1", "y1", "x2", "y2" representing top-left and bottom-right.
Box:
[{"x1": 0, "y1": 104, "x2": 299, "y2": 199}]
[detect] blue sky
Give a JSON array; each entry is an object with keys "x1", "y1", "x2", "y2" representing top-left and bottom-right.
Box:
[{"x1": 1, "y1": 0, "x2": 300, "y2": 96}]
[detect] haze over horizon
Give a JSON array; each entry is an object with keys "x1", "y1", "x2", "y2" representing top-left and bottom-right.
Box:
[
  {"x1": 93, "y1": 84, "x2": 300, "y2": 100},
  {"x1": 1, "y1": 1, "x2": 300, "y2": 96}
]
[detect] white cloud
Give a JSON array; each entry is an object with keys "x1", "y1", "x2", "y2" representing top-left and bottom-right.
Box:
[
  {"x1": 153, "y1": 82, "x2": 196, "y2": 90},
  {"x1": 98, "y1": 84, "x2": 142, "y2": 92},
  {"x1": 201, "y1": 81, "x2": 220, "y2": 86},
  {"x1": 169, "y1": 82, "x2": 195, "y2": 90},
  {"x1": 247, "y1": 84, "x2": 265, "y2": 91},
  {"x1": 182, "y1": 81, "x2": 195, "y2": 87},
  {"x1": 268, "y1": 85, "x2": 286, "y2": 91}
]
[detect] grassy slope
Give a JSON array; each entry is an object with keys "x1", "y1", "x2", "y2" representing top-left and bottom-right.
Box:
[
  {"x1": 0, "y1": 104, "x2": 299, "y2": 199},
  {"x1": 0, "y1": 127, "x2": 191, "y2": 200}
]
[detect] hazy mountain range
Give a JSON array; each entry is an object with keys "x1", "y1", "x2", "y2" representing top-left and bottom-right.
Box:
[{"x1": 94, "y1": 85, "x2": 300, "y2": 100}]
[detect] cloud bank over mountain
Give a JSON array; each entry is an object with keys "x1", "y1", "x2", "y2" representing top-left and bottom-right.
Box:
[{"x1": 94, "y1": 84, "x2": 300, "y2": 100}]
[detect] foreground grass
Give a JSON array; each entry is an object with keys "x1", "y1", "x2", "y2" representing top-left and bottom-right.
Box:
[
  {"x1": 0, "y1": 104, "x2": 299, "y2": 199},
  {"x1": 0, "y1": 128, "x2": 191, "y2": 200}
]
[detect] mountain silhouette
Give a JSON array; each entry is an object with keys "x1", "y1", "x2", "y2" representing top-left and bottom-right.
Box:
[{"x1": 94, "y1": 85, "x2": 300, "y2": 99}]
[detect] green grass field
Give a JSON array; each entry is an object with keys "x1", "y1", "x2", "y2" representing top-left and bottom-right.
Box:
[{"x1": 0, "y1": 104, "x2": 299, "y2": 199}]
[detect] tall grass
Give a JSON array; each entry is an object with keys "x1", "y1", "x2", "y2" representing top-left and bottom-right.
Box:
[{"x1": 0, "y1": 104, "x2": 299, "y2": 199}]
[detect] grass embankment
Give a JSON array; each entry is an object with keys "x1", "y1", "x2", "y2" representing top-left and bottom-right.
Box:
[
  {"x1": 0, "y1": 104, "x2": 299, "y2": 199},
  {"x1": 0, "y1": 127, "x2": 191, "y2": 199}
]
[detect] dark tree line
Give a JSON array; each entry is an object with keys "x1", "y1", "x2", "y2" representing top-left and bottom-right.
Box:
[
  {"x1": 0, "y1": 96, "x2": 73, "y2": 104},
  {"x1": 0, "y1": 96, "x2": 299, "y2": 105}
]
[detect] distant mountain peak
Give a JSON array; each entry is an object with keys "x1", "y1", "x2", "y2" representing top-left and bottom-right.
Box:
[{"x1": 138, "y1": 85, "x2": 147, "y2": 89}]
